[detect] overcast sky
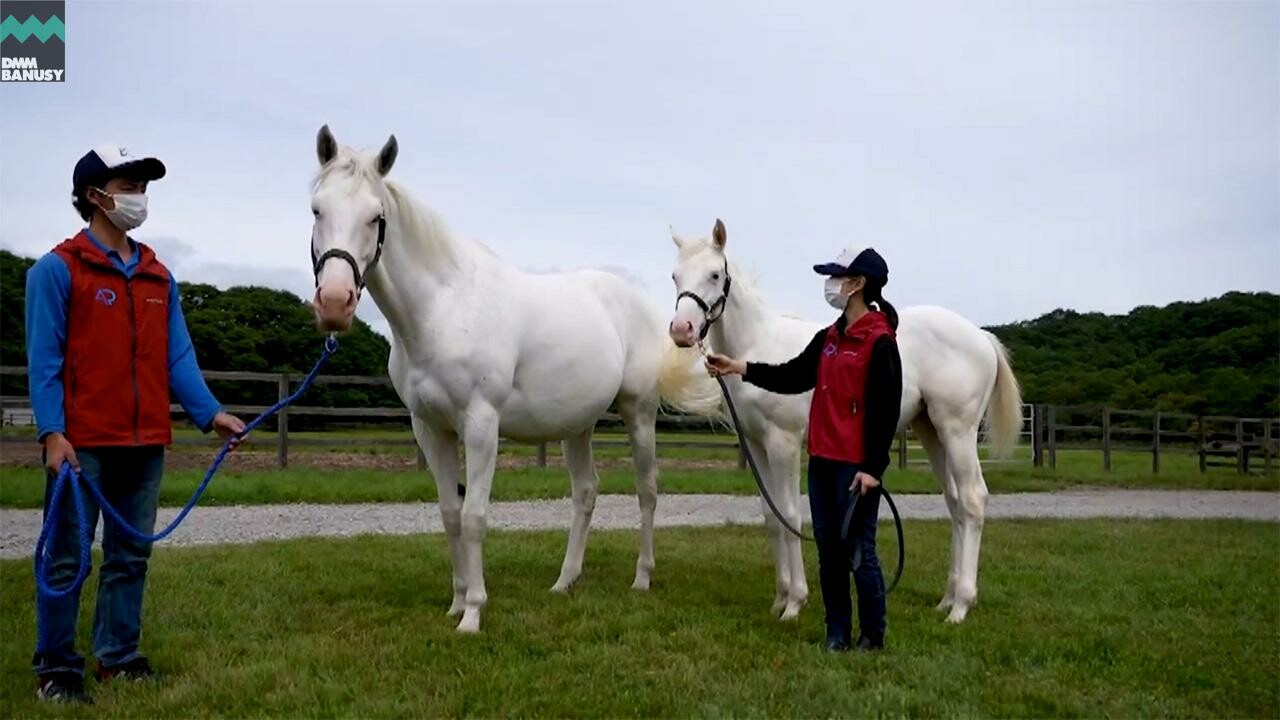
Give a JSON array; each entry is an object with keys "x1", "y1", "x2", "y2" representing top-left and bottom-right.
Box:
[{"x1": 2, "y1": 0, "x2": 1276, "y2": 339}]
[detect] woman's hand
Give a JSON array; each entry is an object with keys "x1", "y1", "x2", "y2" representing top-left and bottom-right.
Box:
[
  {"x1": 211, "y1": 412, "x2": 248, "y2": 449},
  {"x1": 704, "y1": 353, "x2": 747, "y2": 378},
  {"x1": 851, "y1": 472, "x2": 881, "y2": 496}
]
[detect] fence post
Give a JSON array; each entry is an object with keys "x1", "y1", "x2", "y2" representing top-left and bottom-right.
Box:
[
  {"x1": 1197, "y1": 415, "x2": 1207, "y2": 473},
  {"x1": 898, "y1": 427, "x2": 908, "y2": 470},
  {"x1": 1235, "y1": 419, "x2": 1245, "y2": 475},
  {"x1": 1102, "y1": 406, "x2": 1112, "y2": 472},
  {"x1": 1047, "y1": 405, "x2": 1057, "y2": 470},
  {"x1": 1032, "y1": 405, "x2": 1043, "y2": 468},
  {"x1": 416, "y1": 443, "x2": 427, "y2": 471},
  {"x1": 277, "y1": 373, "x2": 290, "y2": 469},
  {"x1": 1265, "y1": 420, "x2": 1274, "y2": 476},
  {"x1": 1152, "y1": 410, "x2": 1161, "y2": 474},
  {"x1": 537, "y1": 442, "x2": 548, "y2": 468}
]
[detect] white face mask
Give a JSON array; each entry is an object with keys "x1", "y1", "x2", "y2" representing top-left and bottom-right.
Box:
[
  {"x1": 824, "y1": 277, "x2": 850, "y2": 310},
  {"x1": 94, "y1": 190, "x2": 148, "y2": 231}
]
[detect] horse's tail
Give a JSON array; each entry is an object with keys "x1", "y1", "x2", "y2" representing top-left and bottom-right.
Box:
[
  {"x1": 656, "y1": 343, "x2": 727, "y2": 419},
  {"x1": 982, "y1": 332, "x2": 1023, "y2": 460}
]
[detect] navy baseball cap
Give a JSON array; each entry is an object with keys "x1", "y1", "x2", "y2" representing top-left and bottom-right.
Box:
[
  {"x1": 813, "y1": 247, "x2": 889, "y2": 282},
  {"x1": 73, "y1": 144, "x2": 166, "y2": 191}
]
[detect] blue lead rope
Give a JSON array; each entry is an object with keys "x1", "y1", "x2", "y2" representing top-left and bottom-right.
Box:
[{"x1": 34, "y1": 336, "x2": 338, "y2": 651}]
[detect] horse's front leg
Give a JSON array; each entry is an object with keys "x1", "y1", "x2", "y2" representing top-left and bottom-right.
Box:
[
  {"x1": 412, "y1": 417, "x2": 466, "y2": 617},
  {"x1": 457, "y1": 403, "x2": 500, "y2": 634}
]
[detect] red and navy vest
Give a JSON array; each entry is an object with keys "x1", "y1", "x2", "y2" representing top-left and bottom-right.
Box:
[
  {"x1": 53, "y1": 231, "x2": 173, "y2": 447},
  {"x1": 807, "y1": 311, "x2": 895, "y2": 464}
]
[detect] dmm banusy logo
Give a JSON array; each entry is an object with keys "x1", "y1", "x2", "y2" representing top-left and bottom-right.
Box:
[{"x1": 0, "y1": 0, "x2": 64, "y2": 82}]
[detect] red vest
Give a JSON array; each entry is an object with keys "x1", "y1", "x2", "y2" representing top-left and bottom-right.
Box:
[
  {"x1": 807, "y1": 311, "x2": 895, "y2": 464},
  {"x1": 53, "y1": 231, "x2": 173, "y2": 447}
]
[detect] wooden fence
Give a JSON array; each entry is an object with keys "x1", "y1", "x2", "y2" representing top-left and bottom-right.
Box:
[{"x1": 2, "y1": 366, "x2": 1274, "y2": 474}]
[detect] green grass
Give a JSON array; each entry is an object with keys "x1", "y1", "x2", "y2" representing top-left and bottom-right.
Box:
[
  {"x1": 1, "y1": 521, "x2": 1276, "y2": 717},
  {"x1": 1, "y1": 447, "x2": 1275, "y2": 508}
]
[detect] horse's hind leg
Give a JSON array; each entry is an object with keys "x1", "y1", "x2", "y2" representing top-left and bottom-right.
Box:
[
  {"x1": 552, "y1": 428, "x2": 600, "y2": 593},
  {"x1": 940, "y1": 427, "x2": 988, "y2": 624},
  {"x1": 618, "y1": 393, "x2": 659, "y2": 591},
  {"x1": 912, "y1": 414, "x2": 959, "y2": 613}
]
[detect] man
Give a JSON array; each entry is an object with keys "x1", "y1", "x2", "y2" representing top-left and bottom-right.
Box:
[{"x1": 25, "y1": 144, "x2": 246, "y2": 704}]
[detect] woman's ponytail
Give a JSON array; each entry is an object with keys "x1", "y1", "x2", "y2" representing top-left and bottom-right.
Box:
[{"x1": 865, "y1": 280, "x2": 899, "y2": 330}]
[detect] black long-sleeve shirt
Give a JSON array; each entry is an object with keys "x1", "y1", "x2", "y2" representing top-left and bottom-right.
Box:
[{"x1": 743, "y1": 319, "x2": 903, "y2": 479}]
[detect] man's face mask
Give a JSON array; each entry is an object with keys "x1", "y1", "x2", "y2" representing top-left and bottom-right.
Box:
[{"x1": 92, "y1": 188, "x2": 148, "y2": 231}]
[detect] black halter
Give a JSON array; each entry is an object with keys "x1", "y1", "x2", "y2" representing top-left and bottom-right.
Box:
[
  {"x1": 675, "y1": 260, "x2": 732, "y2": 340},
  {"x1": 312, "y1": 214, "x2": 387, "y2": 291}
]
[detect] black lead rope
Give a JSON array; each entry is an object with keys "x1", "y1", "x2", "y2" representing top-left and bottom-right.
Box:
[{"x1": 712, "y1": 372, "x2": 905, "y2": 594}]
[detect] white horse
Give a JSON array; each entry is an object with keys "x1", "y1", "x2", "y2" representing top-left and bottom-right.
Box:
[
  {"x1": 308, "y1": 126, "x2": 719, "y2": 633},
  {"x1": 667, "y1": 220, "x2": 1023, "y2": 623}
]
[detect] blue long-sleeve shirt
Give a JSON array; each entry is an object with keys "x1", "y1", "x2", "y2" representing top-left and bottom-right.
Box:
[{"x1": 25, "y1": 229, "x2": 222, "y2": 441}]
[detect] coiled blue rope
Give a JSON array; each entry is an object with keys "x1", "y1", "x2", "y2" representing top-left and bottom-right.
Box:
[{"x1": 34, "y1": 336, "x2": 338, "y2": 651}]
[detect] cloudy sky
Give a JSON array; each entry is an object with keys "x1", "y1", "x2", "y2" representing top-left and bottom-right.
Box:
[{"x1": 1, "y1": 0, "x2": 1276, "y2": 339}]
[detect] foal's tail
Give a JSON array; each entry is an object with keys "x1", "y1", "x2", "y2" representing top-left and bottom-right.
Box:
[
  {"x1": 656, "y1": 343, "x2": 727, "y2": 419},
  {"x1": 983, "y1": 332, "x2": 1024, "y2": 460}
]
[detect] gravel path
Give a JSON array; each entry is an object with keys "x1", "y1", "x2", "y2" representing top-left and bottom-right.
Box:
[{"x1": 2, "y1": 490, "x2": 1276, "y2": 559}]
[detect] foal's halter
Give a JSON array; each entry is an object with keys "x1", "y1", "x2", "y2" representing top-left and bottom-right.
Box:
[
  {"x1": 312, "y1": 213, "x2": 388, "y2": 291},
  {"x1": 675, "y1": 260, "x2": 732, "y2": 340}
]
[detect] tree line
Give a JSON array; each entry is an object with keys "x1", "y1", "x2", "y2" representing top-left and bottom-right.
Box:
[{"x1": 2, "y1": 249, "x2": 1277, "y2": 420}]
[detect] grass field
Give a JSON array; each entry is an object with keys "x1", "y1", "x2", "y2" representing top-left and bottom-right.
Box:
[
  {"x1": 1, "y1": 446, "x2": 1276, "y2": 508},
  {"x1": 1, "y1": 521, "x2": 1276, "y2": 717}
]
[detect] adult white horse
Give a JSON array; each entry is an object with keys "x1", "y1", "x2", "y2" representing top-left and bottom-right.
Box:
[
  {"x1": 308, "y1": 126, "x2": 719, "y2": 633},
  {"x1": 668, "y1": 220, "x2": 1022, "y2": 624}
]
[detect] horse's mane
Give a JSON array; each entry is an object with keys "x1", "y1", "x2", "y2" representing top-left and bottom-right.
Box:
[{"x1": 313, "y1": 147, "x2": 461, "y2": 268}]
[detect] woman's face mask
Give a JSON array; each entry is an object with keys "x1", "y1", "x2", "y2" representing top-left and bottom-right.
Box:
[{"x1": 824, "y1": 276, "x2": 864, "y2": 310}]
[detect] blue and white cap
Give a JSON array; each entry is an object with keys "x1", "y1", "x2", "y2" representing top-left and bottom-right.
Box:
[
  {"x1": 73, "y1": 144, "x2": 166, "y2": 191},
  {"x1": 813, "y1": 246, "x2": 889, "y2": 282}
]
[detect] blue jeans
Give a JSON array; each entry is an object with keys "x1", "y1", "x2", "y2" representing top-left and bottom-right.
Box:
[
  {"x1": 33, "y1": 446, "x2": 165, "y2": 675},
  {"x1": 807, "y1": 456, "x2": 887, "y2": 645}
]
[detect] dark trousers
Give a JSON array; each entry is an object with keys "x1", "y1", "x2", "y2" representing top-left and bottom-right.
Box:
[
  {"x1": 33, "y1": 446, "x2": 165, "y2": 676},
  {"x1": 807, "y1": 455, "x2": 887, "y2": 644}
]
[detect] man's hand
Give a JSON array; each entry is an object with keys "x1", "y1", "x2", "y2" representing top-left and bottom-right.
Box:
[
  {"x1": 42, "y1": 432, "x2": 79, "y2": 475},
  {"x1": 211, "y1": 412, "x2": 248, "y2": 449},
  {"x1": 851, "y1": 471, "x2": 881, "y2": 496},
  {"x1": 704, "y1": 353, "x2": 747, "y2": 378}
]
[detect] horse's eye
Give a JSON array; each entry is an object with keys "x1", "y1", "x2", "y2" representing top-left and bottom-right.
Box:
[
  {"x1": 711, "y1": 272, "x2": 721, "y2": 281},
  {"x1": 312, "y1": 208, "x2": 320, "y2": 217}
]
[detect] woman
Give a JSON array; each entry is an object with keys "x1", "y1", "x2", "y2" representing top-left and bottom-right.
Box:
[{"x1": 705, "y1": 247, "x2": 903, "y2": 652}]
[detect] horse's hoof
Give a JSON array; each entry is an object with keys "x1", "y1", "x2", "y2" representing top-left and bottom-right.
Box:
[
  {"x1": 456, "y1": 609, "x2": 482, "y2": 634},
  {"x1": 945, "y1": 604, "x2": 970, "y2": 624},
  {"x1": 779, "y1": 602, "x2": 803, "y2": 622},
  {"x1": 549, "y1": 580, "x2": 574, "y2": 594},
  {"x1": 936, "y1": 597, "x2": 955, "y2": 612},
  {"x1": 771, "y1": 596, "x2": 787, "y2": 615},
  {"x1": 631, "y1": 576, "x2": 651, "y2": 592}
]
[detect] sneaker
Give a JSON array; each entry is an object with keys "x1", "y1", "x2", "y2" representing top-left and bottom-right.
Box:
[
  {"x1": 36, "y1": 672, "x2": 92, "y2": 704},
  {"x1": 855, "y1": 635, "x2": 885, "y2": 652},
  {"x1": 824, "y1": 637, "x2": 851, "y2": 653},
  {"x1": 95, "y1": 657, "x2": 157, "y2": 683}
]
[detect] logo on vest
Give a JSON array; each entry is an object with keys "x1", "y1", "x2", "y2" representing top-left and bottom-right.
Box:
[
  {"x1": 823, "y1": 343, "x2": 837, "y2": 357},
  {"x1": 95, "y1": 288, "x2": 117, "y2": 306}
]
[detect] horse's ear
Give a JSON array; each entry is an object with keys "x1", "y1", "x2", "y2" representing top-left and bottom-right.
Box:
[
  {"x1": 670, "y1": 225, "x2": 685, "y2": 249},
  {"x1": 712, "y1": 218, "x2": 727, "y2": 250},
  {"x1": 376, "y1": 134, "x2": 398, "y2": 176},
  {"x1": 317, "y1": 124, "x2": 337, "y2": 166}
]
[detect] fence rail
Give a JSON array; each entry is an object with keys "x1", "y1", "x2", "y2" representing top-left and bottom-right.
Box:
[{"x1": 2, "y1": 366, "x2": 1274, "y2": 474}]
